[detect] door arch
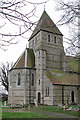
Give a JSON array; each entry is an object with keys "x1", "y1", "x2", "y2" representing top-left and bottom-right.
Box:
[
  {"x1": 71, "y1": 91, "x2": 74, "y2": 103},
  {"x1": 38, "y1": 92, "x2": 41, "y2": 104}
]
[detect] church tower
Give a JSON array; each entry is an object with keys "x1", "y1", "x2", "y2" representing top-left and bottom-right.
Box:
[
  {"x1": 28, "y1": 10, "x2": 67, "y2": 104},
  {"x1": 8, "y1": 10, "x2": 79, "y2": 106}
]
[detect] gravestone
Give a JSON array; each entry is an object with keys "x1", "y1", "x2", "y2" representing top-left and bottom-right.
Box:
[
  {"x1": 4, "y1": 101, "x2": 6, "y2": 107},
  {"x1": 34, "y1": 99, "x2": 38, "y2": 107},
  {"x1": 77, "y1": 104, "x2": 80, "y2": 111}
]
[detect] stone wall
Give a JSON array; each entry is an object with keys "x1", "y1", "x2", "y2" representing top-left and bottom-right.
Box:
[
  {"x1": 30, "y1": 30, "x2": 67, "y2": 71},
  {"x1": 8, "y1": 69, "x2": 36, "y2": 105},
  {"x1": 43, "y1": 71, "x2": 53, "y2": 105},
  {"x1": 53, "y1": 85, "x2": 78, "y2": 105},
  {"x1": 35, "y1": 49, "x2": 46, "y2": 104}
]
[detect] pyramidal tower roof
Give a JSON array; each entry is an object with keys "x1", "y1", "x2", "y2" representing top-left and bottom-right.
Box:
[{"x1": 29, "y1": 10, "x2": 63, "y2": 40}]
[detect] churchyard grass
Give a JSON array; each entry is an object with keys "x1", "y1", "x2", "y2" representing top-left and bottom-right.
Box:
[
  {"x1": 2, "y1": 111, "x2": 47, "y2": 118},
  {"x1": 2, "y1": 105, "x2": 80, "y2": 118},
  {"x1": 38, "y1": 105, "x2": 79, "y2": 117}
]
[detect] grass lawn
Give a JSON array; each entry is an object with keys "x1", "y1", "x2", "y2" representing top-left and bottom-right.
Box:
[
  {"x1": 2, "y1": 111, "x2": 47, "y2": 118},
  {"x1": 2, "y1": 105, "x2": 80, "y2": 118},
  {"x1": 39, "y1": 105, "x2": 79, "y2": 117}
]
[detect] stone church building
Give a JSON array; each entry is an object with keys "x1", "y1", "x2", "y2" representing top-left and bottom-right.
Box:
[{"x1": 8, "y1": 10, "x2": 79, "y2": 106}]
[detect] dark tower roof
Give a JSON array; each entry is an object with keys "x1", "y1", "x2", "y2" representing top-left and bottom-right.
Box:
[
  {"x1": 11, "y1": 48, "x2": 35, "y2": 69},
  {"x1": 29, "y1": 10, "x2": 63, "y2": 40}
]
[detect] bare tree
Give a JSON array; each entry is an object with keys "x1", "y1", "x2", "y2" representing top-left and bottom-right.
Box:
[
  {"x1": 0, "y1": 62, "x2": 13, "y2": 92},
  {"x1": 55, "y1": 0, "x2": 80, "y2": 107},
  {"x1": 0, "y1": 0, "x2": 49, "y2": 50},
  {"x1": 55, "y1": 0, "x2": 80, "y2": 56}
]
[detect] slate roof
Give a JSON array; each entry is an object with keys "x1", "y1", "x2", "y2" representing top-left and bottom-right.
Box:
[
  {"x1": 46, "y1": 69, "x2": 79, "y2": 86},
  {"x1": 29, "y1": 10, "x2": 63, "y2": 40},
  {"x1": 12, "y1": 48, "x2": 35, "y2": 69}
]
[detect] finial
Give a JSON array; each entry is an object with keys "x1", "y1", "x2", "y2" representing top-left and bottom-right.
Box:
[{"x1": 44, "y1": 5, "x2": 45, "y2": 11}]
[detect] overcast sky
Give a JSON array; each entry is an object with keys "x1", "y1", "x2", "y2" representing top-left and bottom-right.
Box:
[{"x1": 0, "y1": 0, "x2": 69, "y2": 65}]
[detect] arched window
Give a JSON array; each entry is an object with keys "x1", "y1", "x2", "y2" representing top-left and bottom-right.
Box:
[
  {"x1": 48, "y1": 35, "x2": 50, "y2": 42},
  {"x1": 46, "y1": 87, "x2": 49, "y2": 96},
  {"x1": 18, "y1": 73, "x2": 21, "y2": 86},
  {"x1": 48, "y1": 87, "x2": 49, "y2": 96},
  {"x1": 39, "y1": 80, "x2": 40, "y2": 85},
  {"x1": 38, "y1": 92, "x2": 41, "y2": 104},
  {"x1": 32, "y1": 73, "x2": 34, "y2": 86},
  {"x1": 39, "y1": 51, "x2": 40, "y2": 55},
  {"x1": 35, "y1": 37, "x2": 37, "y2": 44},
  {"x1": 71, "y1": 91, "x2": 74, "y2": 103},
  {"x1": 54, "y1": 36, "x2": 56, "y2": 43},
  {"x1": 46, "y1": 88, "x2": 47, "y2": 96},
  {"x1": 32, "y1": 40, "x2": 34, "y2": 46}
]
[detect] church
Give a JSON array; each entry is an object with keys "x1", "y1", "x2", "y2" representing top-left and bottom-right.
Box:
[{"x1": 8, "y1": 10, "x2": 79, "y2": 106}]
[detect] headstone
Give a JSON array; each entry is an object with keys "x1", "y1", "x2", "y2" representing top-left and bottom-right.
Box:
[
  {"x1": 4, "y1": 101, "x2": 6, "y2": 107},
  {"x1": 58, "y1": 104, "x2": 62, "y2": 107},
  {"x1": 34, "y1": 99, "x2": 38, "y2": 107},
  {"x1": 66, "y1": 107, "x2": 72, "y2": 111},
  {"x1": 77, "y1": 104, "x2": 80, "y2": 111}
]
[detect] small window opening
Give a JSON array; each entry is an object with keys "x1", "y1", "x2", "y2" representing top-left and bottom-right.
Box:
[
  {"x1": 35, "y1": 37, "x2": 37, "y2": 44},
  {"x1": 39, "y1": 80, "x2": 40, "y2": 85},
  {"x1": 39, "y1": 51, "x2": 40, "y2": 55},
  {"x1": 32, "y1": 73, "x2": 34, "y2": 86},
  {"x1": 46, "y1": 87, "x2": 49, "y2": 96},
  {"x1": 71, "y1": 91, "x2": 74, "y2": 103},
  {"x1": 32, "y1": 40, "x2": 34, "y2": 46},
  {"x1": 48, "y1": 35, "x2": 50, "y2": 42},
  {"x1": 54, "y1": 36, "x2": 56, "y2": 43},
  {"x1": 48, "y1": 87, "x2": 49, "y2": 96},
  {"x1": 46, "y1": 89, "x2": 47, "y2": 96}
]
